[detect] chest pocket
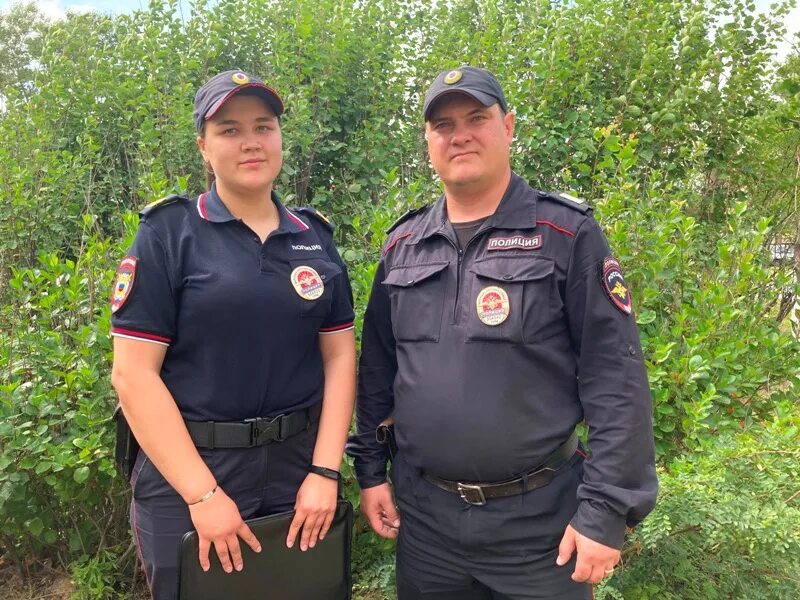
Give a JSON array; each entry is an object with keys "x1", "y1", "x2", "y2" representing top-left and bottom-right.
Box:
[
  {"x1": 383, "y1": 261, "x2": 449, "y2": 342},
  {"x1": 466, "y1": 256, "x2": 562, "y2": 344},
  {"x1": 289, "y1": 257, "x2": 341, "y2": 320}
]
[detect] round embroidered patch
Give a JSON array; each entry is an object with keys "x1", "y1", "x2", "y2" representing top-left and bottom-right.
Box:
[
  {"x1": 232, "y1": 72, "x2": 250, "y2": 85},
  {"x1": 111, "y1": 256, "x2": 137, "y2": 314},
  {"x1": 444, "y1": 70, "x2": 462, "y2": 84},
  {"x1": 601, "y1": 257, "x2": 632, "y2": 315},
  {"x1": 291, "y1": 266, "x2": 325, "y2": 300},
  {"x1": 476, "y1": 286, "x2": 510, "y2": 326}
]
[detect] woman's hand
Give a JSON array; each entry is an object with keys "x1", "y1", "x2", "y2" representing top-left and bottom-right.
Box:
[
  {"x1": 286, "y1": 472, "x2": 339, "y2": 551},
  {"x1": 188, "y1": 487, "x2": 261, "y2": 573}
]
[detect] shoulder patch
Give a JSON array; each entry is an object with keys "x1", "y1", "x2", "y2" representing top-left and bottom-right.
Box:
[
  {"x1": 110, "y1": 256, "x2": 137, "y2": 313},
  {"x1": 538, "y1": 190, "x2": 591, "y2": 214},
  {"x1": 294, "y1": 207, "x2": 334, "y2": 232},
  {"x1": 139, "y1": 194, "x2": 188, "y2": 217},
  {"x1": 387, "y1": 206, "x2": 429, "y2": 234},
  {"x1": 600, "y1": 257, "x2": 632, "y2": 315}
]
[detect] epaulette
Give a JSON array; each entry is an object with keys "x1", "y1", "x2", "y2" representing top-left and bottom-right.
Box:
[
  {"x1": 539, "y1": 191, "x2": 592, "y2": 214},
  {"x1": 294, "y1": 206, "x2": 334, "y2": 232},
  {"x1": 139, "y1": 194, "x2": 188, "y2": 217},
  {"x1": 387, "y1": 206, "x2": 428, "y2": 234}
]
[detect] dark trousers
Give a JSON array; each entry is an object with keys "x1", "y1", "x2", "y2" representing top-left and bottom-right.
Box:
[
  {"x1": 129, "y1": 422, "x2": 318, "y2": 600},
  {"x1": 392, "y1": 453, "x2": 592, "y2": 600}
]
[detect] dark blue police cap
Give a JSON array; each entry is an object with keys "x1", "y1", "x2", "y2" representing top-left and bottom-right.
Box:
[
  {"x1": 193, "y1": 70, "x2": 284, "y2": 132},
  {"x1": 423, "y1": 66, "x2": 508, "y2": 121}
]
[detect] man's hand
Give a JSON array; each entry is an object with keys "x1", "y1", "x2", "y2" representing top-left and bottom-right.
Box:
[
  {"x1": 188, "y1": 487, "x2": 261, "y2": 573},
  {"x1": 286, "y1": 473, "x2": 339, "y2": 551},
  {"x1": 360, "y1": 483, "x2": 400, "y2": 539},
  {"x1": 556, "y1": 524, "x2": 620, "y2": 584}
]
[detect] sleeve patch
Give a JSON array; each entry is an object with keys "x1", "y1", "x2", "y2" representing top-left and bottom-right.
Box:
[
  {"x1": 110, "y1": 256, "x2": 138, "y2": 313},
  {"x1": 601, "y1": 257, "x2": 632, "y2": 315}
]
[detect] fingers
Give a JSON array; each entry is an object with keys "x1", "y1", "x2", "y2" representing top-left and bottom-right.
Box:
[
  {"x1": 227, "y1": 536, "x2": 244, "y2": 572},
  {"x1": 299, "y1": 512, "x2": 318, "y2": 551},
  {"x1": 574, "y1": 563, "x2": 612, "y2": 585},
  {"x1": 360, "y1": 484, "x2": 400, "y2": 539},
  {"x1": 198, "y1": 537, "x2": 211, "y2": 572},
  {"x1": 318, "y1": 511, "x2": 334, "y2": 542},
  {"x1": 367, "y1": 504, "x2": 400, "y2": 538},
  {"x1": 556, "y1": 525, "x2": 576, "y2": 567},
  {"x1": 286, "y1": 510, "x2": 305, "y2": 549},
  {"x1": 214, "y1": 539, "x2": 234, "y2": 574},
  {"x1": 237, "y1": 522, "x2": 261, "y2": 554},
  {"x1": 382, "y1": 501, "x2": 401, "y2": 529}
]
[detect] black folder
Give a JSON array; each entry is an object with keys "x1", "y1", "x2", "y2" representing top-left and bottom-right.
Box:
[{"x1": 179, "y1": 500, "x2": 353, "y2": 599}]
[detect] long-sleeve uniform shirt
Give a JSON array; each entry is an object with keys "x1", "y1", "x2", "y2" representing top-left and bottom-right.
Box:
[{"x1": 348, "y1": 174, "x2": 657, "y2": 549}]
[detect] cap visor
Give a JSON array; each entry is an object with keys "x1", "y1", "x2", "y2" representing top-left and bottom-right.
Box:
[
  {"x1": 204, "y1": 83, "x2": 284, "y2": 122},
  {"x1": 424, "y1": 89, "x2": 497, "y2": 120}
]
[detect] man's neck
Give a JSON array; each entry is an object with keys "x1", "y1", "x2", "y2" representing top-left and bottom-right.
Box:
[{"x1": 444, "y1": 169, "x2": 512, "y2": 223}]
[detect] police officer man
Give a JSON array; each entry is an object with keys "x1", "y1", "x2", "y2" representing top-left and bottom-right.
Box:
[{"x1": 347, "y1": 66, "x2": 658, "y2": 599}]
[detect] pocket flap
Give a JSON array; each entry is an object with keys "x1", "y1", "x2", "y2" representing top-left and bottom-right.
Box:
[
  {"x1": 289, "y1": 258, "x2": 342, "y2": 281},
  {"x1": 470, "y1": 256, "x2": 554, "y2": 283},
  {"x1": 383, "y1": 261, "x2": 450, "y2": 287}
]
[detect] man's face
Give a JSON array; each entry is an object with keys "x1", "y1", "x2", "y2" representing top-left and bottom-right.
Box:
[{"x1": 425, "y1": 93, "x2": 514, "y2": 191}]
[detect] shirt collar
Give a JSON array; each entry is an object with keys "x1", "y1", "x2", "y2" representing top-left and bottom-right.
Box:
[
  {"x1": 412, "y1": 173, "x2": 538, "y2": 243},
  {"x1": 196, "y1": 182, "x2": 310, "y2": 233}
]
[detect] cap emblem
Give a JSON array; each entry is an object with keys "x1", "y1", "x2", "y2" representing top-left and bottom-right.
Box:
[
  {"x1": 231, "y1": 72, "x2": 250, "y2": 85},
  {"x1": 476, "y1": 286, "x2": 510, "y2": 326},
  {"x1": 291, "y1": 266, "x2": 325, "y2": 300},
  {"x1": 444, "y1": 70, "x2": 462, "y2": 85},
  {"x1": 111, "y1": 256, "x2": 137, "y2": 313}
]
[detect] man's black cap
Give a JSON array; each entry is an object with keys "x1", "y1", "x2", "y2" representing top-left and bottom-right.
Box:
[
  {"x1": 193, "y1": 70, "x2": 284, "y2": 132},
  {"x1": 423, "y1": 66, "x2": 508, "y2": 121}
]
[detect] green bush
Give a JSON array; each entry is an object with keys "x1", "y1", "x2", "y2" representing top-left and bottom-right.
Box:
[
  {"x1": 0, "y1": 0, "x2": 798, "y2": 597},
  {"x1": 600, "y1": 406, "x2": 800, "y2": 599}
]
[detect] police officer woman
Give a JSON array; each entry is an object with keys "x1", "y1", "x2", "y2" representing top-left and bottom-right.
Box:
[{"x1": 110, "y1": 70, "x2": 356, "y2": 599}]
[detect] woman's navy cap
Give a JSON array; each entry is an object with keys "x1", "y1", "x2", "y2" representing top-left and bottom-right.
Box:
[
  {"x1": 423, "y1": 66, "x2": 508, "y2": 121},
  {"x1": 193, "y1": 70, "x2": 284, "y2": 132}
]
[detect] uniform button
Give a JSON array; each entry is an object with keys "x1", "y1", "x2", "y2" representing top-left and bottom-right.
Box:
[
  {"x1": 502, "y1": 274, "x2": 513, "y2": 280},
  {"x1": 320, "y1": 274, "x2": 326, "y2": 280},
  {"x1": 628, "y1": 345, "x2": 636, "y2": 356}
]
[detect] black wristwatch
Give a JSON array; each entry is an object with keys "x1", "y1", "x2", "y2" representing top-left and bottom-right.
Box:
[{"x1": 309, "y1": 464, "x2": 341, "y2": 482}]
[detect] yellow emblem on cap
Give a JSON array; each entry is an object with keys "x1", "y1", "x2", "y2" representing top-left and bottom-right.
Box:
[
  {"x1": 444, "y1": 70, "x2": 462, "y2": 85},
  {"x1": 232, "y1": 72, "x2": 250, "y2": 85}
]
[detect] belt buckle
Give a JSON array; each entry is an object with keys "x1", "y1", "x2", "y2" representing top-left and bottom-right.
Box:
[
  {"x1": 246, "y1": 416, "x2": 281, "y2": 446},
  {"x1": 457, "y1": 483, "x2": 487, "y2": 506}
]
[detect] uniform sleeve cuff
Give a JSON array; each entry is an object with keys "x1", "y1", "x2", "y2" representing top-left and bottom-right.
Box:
[
  {"x1": 319, "y1": 320, "x2": 354, "y2": 334},
  {"x1": 570, "y1": 501, "x2": 628, "y2": 550},
  {"x1": 354, "y1": 460, "x2": 388, "y2": 489}
]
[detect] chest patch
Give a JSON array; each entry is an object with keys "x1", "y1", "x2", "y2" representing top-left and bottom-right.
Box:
[
  {"x1": 601, "y1": 257, "x2": 632, "y2": 315},
  {"x1": 291, "y1": 266, "x2": 325, "y2": 300},
  {"x1": 110, "y1": 256, "x2": 137, "y2": 314},
  {"x1": 476, "y1": 286, "x2": 510, "y2": 326},
  {"x1": 487, "y1": 235, "x2": 542, "y2": 251}
]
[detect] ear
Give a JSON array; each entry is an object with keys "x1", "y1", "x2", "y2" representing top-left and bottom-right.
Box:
[
  {"x1": 196, "y1": 135, "x2": 208, "y2": 162},
  {"x1": 502, "y1": 111, "x2": 515, "y2": 142}
]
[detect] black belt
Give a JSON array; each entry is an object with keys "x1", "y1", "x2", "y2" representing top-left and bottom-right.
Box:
[
  {"x1": 185, "y1": 403, "x2": 322, "y2": 449},
  {"x1": 422, "y1": 430, "x2": 579, "y2": 506}
]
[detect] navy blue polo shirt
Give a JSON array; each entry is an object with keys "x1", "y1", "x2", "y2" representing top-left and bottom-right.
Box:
[{"x1": 110, "y1": 183, "x2": 354, "y2": 421}]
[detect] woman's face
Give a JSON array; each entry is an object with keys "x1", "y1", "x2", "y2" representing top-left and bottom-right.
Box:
[{"x1": 197, "y1": 93, "x2": 283, "y2": 194}]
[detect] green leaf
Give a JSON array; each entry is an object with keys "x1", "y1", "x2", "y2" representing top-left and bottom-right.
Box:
[{"x1": 74, "y1": 466, "x2": 90, "y2": 484}]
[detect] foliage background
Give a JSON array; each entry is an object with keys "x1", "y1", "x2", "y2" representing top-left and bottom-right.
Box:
[{"x1": 1, "y1": 0, "x2": 799, "y2": 598}]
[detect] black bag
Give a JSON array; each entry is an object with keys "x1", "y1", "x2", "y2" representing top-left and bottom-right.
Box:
[
  {"x1": 179, "y1": 499, "x2": 353, "y2": 600},
  {"x1": 113, "y1": 404, "x2": 139, "y2": 480}
]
